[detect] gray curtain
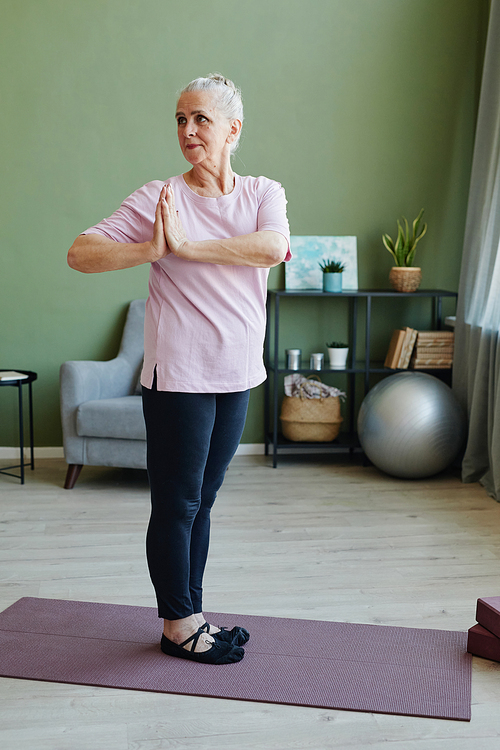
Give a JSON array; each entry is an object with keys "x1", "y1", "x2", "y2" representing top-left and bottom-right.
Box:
[{"x1": 454, "y1": 0, "x2": 500, "y2": 500}]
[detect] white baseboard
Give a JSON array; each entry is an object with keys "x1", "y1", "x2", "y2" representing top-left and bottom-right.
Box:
[
  {"x1": 0, "y1": 447, "x2": 64, "y2": 459},
  {"x1": 0, "y1": 444, "x2": 265, "y2": 459},
  {"x1": 235, "y1": 443, "x2": 265, "y2": 455}
]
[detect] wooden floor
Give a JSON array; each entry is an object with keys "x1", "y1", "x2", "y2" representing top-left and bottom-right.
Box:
[{"x1": 1, "y1": 455, "x2": 500, "y2": 749}]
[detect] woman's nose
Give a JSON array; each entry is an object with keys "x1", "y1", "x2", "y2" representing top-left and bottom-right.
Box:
[{"x1": 185, "y1": 120, "x2": 196, "y2": 137}]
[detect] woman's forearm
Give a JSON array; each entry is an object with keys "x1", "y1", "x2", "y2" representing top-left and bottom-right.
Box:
[
  {"x1": 175, "y1": 230, "x2": 288, "y2": 268},
  {"x1": 67, "y1": 234, "x2": 156, "y2": 273},
  {"x1": 160, "y1": 183, "x2": 288, "y2": 267}
]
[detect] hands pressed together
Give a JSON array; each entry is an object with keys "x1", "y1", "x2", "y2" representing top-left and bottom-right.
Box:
[
  {"x1": 69, "y1": 179, "x2": 284, "y2": 273},
  {"x1": 148, "y1": 182, "x2": 287, "y2": 269},
  {"x1": 150, "y1": 184, "x2": 189, "y2": 262}
]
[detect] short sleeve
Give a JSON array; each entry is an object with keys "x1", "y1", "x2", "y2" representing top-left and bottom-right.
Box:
[
  {"x1": 257, "y1": 181, "x2": 292, "y2": 261},
  {"x1": 81, "y1": 182, "x2": 161, "y2": 243}
]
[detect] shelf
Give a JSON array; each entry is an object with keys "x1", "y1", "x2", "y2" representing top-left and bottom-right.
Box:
[
  {"x1": 267, "y1": 288, "x2": 458, "y2": 298},
  {"x1": 264, "y1": 287, "x2": 458, "y2": 467},
  {"x1": 265, "y1": 431, "x2": 361, "y2": 453},
  {"x1": 265, "y1": 361, "x2": 453, "y2": 374},
  {"x1": 266, "y1": 363, "x2": 365, "y2": 374}
]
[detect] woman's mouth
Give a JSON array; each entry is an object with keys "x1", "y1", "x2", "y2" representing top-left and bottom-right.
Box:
[{"x1": 186, "y1": 144, "x2": 200, "y2": 150}]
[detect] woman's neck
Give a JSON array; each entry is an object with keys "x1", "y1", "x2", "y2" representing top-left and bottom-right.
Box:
[{"x1": 183, "y1": 162, "x2": 235, "y2": 198}]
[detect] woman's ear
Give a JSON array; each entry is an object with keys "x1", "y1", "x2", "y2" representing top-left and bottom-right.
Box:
[{"x1": 227, "y1": 119, "x2": 242, "y2": 144}]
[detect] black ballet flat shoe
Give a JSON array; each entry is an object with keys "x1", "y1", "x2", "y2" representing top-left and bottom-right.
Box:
[
  {"x1": 160, "y1": 627, "x2": 244, "y2": 664},
  {"x1": 201, "y1": 621, "x2": 250, "y2": 646}
]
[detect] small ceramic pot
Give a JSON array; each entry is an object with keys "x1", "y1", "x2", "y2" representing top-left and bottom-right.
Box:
[
  {"x1": 328, "y1": 347, "x2": 349, "y2": 369},
  {"x1": 323, "y1": 273, "x2": 342, "y2": 292}
]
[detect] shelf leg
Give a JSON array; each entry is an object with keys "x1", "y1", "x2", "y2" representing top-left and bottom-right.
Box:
[
  {"x1": 272, "y1": 296, "x2": 280, "y2": 467},
  {"x1": 28, "y1": 380, "x2": 35, "y2": 470},
  {"x1": 350, "y1": 296, "x2": 358, "y2": 433},
  {"x1": 436, "y1": 296, "x2": 443, "y2": 329},
  {"x1": 264, "y1": 295, "x2": 271, "y2": 457},
  {"x1": 364, "y1": 296, "x2": 372, "y2": 394},
  {"x1": 18, "y1": 382, "x2": 24, "y2": 484}
]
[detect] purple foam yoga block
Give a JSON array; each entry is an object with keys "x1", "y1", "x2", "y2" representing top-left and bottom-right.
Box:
[
  {"x1": 476, "y1": 597, "x2": 500, "y2": 639},
  {"x1": 467, "y1": 623, "x2": 500, "y2": 662}
]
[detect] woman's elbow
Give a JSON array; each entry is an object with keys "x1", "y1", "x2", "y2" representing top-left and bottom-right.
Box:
[
  {"x1": 67, "y1": 243, "x2": 85, "y2": 272},
  {"x1": 267, "y1": 235, "x2": 289, "y2": 267},
  {"x1": 67, "y1": 235, "x2": 94, "y2": 273},
  {"x1": 67, "y1": 244, "x2": 79, "y2": 270}
]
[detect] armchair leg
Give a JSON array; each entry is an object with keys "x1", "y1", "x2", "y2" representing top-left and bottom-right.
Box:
[{"x1": 64, "y1": 464, "x2": 83, "y2": 490}]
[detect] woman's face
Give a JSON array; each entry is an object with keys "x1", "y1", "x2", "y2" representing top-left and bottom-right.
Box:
[{"x1": 176, "y1": 90, "x2": 240, "y2": 167}]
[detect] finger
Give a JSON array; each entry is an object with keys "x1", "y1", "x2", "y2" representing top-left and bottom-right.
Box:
[
  {"x1": 166, "y1": 183, "x2": 176, "y2": 210},
  {"x1": 160, "y1": 197, "x2": 170, "y2": 223},
  {"x1": 161, "y1": 185, "x2": 172, "y2": 212},
  {"x1": 156, "y1": 190, "x2": 166, "y2": 222}
]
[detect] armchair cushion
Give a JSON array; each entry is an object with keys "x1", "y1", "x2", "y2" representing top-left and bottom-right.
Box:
[{"x1": 76, "y1": 396, "x2": 146, "y2": 441}]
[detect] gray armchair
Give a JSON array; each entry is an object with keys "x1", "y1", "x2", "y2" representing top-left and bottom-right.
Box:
[{"x1": 60, "y1": 299, "x2": 147, "y2": 489}]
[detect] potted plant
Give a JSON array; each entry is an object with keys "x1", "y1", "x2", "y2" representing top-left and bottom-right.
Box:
[
  {"x1": 319, "y1": 259, "x2": 345, "y2": 292},
  {"x1": 326, "y1": 340, "x2": 349, "y2": 369},
  {"x1": 382, "y1": 208, "x2": 427, "y2": 292}
]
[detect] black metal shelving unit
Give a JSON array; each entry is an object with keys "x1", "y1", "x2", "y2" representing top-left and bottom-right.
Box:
[{"x1": 264, "y1": 289, "x2": 458, "y2": 467}]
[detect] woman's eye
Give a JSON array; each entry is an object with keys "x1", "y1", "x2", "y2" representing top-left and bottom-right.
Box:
[
  {"x1": 177, "y1": 117, "x2": 186, "y2": 125},
  {"x1": 197, "y1": 115, "x2": 207, "y2": 123}
]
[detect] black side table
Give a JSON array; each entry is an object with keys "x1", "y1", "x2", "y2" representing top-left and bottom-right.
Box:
[{"x1": 0, "y1": 370, "x2": 37, "y2": 484}]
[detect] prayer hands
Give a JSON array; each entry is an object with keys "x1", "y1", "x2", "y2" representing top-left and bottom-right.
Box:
[
  {"x1": 161, "y1": 184, "x2": 189, "y2": 256},
  {"x1": 149, "y1": 184, "x2": 189, "y2": 262},
  {"x1": 149, "y1": 185, "x2": 171, "y2": 262}
]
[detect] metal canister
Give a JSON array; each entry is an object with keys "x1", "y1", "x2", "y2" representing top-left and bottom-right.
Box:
[
  {"x1": 286, "y1": 349, "x2": 302, "y2": 370},
  {"x1": 310, "y1": 353, "x2": 324, "y2": 370}
]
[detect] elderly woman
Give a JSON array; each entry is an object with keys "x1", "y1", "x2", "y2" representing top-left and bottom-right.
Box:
[{"x1": 68, "y1": 74, "x2": 290, "y2": 665}]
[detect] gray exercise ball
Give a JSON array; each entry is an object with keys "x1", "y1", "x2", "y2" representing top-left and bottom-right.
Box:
[{"x1": 357, "y1": 372, "x2": 466, "y2": 479}]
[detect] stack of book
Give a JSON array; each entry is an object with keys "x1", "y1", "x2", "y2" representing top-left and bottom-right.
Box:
[
  {"x1": 467, "y1": 597, "x2": 500, "y2": 662},
  {"x1": 384, "y1": 327, "x2": 418, "y2": 369},
  {"x1": 409, "y1": 330, "x2": 454, "y2": 369}
]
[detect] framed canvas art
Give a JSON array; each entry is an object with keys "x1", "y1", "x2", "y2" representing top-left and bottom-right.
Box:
[{"x1": 286, "y1": 236, "x2": 358, "y2": 291}]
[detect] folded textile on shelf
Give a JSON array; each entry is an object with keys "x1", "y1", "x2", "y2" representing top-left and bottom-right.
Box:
[{"x1": 284, "y1": 374, "x2": 346, "y2": 400}]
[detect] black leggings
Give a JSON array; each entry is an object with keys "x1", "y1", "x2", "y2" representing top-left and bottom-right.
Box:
[{"x1": 142, "y1": 381, "x2": 250, "y2": 620}]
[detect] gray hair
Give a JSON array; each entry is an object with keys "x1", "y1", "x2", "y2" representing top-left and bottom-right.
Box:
[{"x1": 178, "y1": 74, "x2": 244, "y2": 154}]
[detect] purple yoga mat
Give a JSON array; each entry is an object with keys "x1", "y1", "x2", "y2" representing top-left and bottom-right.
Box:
[{"x1": 0, "y1": 597, "x2": 471, "y2": 720}]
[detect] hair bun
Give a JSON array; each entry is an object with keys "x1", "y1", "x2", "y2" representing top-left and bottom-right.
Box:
[{"x1": 209, "y1": 73, "x2": 235, "y2": 90}]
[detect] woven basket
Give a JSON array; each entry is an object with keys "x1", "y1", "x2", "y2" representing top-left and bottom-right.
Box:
[
  {"x1": 389, "y1": 267, "x2": 422, "y2": 292},
  {"x1": 280, "y1": 380, "x2": 343, "y2": 442}
]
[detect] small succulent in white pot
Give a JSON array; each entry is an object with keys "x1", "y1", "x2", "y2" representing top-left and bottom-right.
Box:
[{"x1": 326, "y1": 340, "x2": 349, "y2": 369}]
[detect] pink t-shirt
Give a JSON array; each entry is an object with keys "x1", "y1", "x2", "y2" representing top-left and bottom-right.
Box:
[{"x1": 83, "y1": 173, "x2": 290, "y2": 392}]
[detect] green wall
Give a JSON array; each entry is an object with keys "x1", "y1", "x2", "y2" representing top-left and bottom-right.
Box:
[{"x1": 0, "y1": 0, "x2": 488, "y2": 446}]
